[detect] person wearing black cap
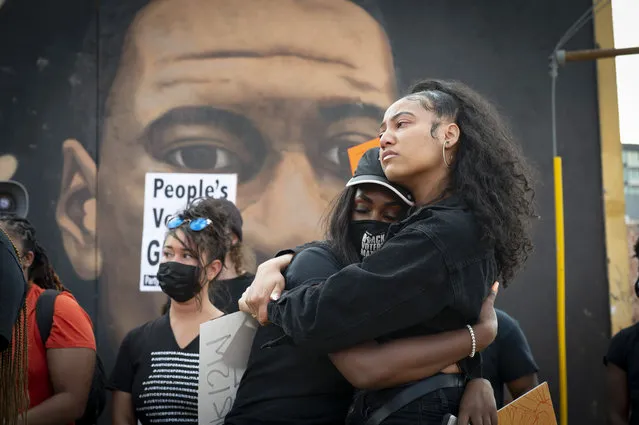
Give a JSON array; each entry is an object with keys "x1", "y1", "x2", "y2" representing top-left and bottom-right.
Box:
[
  {"x1": 242, "y1": 79, "x2": 536, "y2": 424},
  {"x1": 161, "y1": 198, "x2": 254, "y2": 315},
  {"x1": 225, "y1": 148, "x2": 500, "y2": 425}
]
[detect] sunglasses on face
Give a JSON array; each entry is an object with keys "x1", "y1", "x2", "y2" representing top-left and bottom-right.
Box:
[{"x1": 166, "y1": 216, "x2": 213, "y2": 232}]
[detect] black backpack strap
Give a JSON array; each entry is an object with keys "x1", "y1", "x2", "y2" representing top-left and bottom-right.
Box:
[{"x1": 35, "y1": 289, "x2": 60, "y2": 344}]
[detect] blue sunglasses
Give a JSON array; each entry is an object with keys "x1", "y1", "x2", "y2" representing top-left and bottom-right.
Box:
[{"x1": 166, "y1": 216, "x2": 212, "y2": 232}]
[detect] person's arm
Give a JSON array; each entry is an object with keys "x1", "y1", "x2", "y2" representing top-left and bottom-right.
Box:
[
  {"x1": 457, "y1": 378, "x2": 498, "y2": 425},
  {"x1": 329, "y1": 282, "x2": 499, "y2": 389},
  {"x1": 242, "y1": 245, "x2": 340, "y2": 312},
  {"x1": 248, "y1": 254, "x2": 293, "y2": 303},
  {"x1": 252, "y1": 244, "x2": 493, "y2": 393},
  {"x1": 110, "y1": 329, "x2": 138, "y2": 425},
  {"x1": 606, "y1": 363, "x2": 630, "y2": 425},
  {"x1": 0, "y1": 230, "x2": 27, "y2": 351},
  {"x1": 260, "y1": 229, "x2": 480, "y2": 352},
  {"x1": 604, "y1": 328, "x2": 631, "y2": 425},
  {"x1": 26, "y1": 348, "x2": 96, "y2": 425},
  {"x1": 506, "y1": 374, "x2": 539, "y2": 400},
  {"x1": 26, "y1": 295, "x2": 96, "y2": 425},
  {"x1": 112, "y1": 391, "x2": 136, "y2": 425}
]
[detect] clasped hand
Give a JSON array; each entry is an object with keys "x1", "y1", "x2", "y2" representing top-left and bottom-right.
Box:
[{"x1": 239, "y1": 254, "x2": 292, "y2": 324}]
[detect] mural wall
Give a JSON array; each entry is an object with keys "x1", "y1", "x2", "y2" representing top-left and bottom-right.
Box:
[{"x1": 0, "y1": 0, "x2": 611, "y2": 422}]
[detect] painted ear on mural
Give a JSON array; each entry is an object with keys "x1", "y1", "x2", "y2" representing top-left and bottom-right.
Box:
[
  {"x1": 0, "y1": 154, "x2": 18, "y2": 180},
  {"x1": 56, "y1": 139, "x2": 101, "y2": 280}
]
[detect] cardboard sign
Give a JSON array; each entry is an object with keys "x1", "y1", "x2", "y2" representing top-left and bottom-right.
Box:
[
  {"x1": 198, "y1": 312, "x2": 258, "y2": 425},
  {"x1": 446, "y1": 382, "x2": 557, "y2": 425},
  {"x1": 347, "y1": 138, "x2": 379, "y2": 175},
  {"x1": 497, "y1": 382, "x2": 557, "y2": 425},
  {"x1": 138, "y1": 172, "x2": 237, "y2": 292}
]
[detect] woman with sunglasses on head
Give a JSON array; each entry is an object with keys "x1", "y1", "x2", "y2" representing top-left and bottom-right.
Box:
[
  {"x1": 241, "y1": 79, "x2": 536, "y2": 424},
  {"x1": 161, "y1": 199, "x2": 255, "y2": 316},
  {"x1": 225, "y1": 148, "x2": 500, "y2": 425},
  {"x1": 110, "y1": 198, "x2": 236, "y2": 425}
]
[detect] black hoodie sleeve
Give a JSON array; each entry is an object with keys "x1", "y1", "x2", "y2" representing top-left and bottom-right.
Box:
[{"x1": 267, "y1": 228, "x2": 454, "y2": 353}]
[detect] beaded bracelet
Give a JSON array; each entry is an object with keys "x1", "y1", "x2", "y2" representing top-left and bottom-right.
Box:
[{"x1": 466, "y1": 324, "x2": 476, "y2": 358}]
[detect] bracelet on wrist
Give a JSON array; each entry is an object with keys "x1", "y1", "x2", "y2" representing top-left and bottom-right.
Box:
[{"x1": 466, "y1": 324, "x2": 477, "y2": 358}]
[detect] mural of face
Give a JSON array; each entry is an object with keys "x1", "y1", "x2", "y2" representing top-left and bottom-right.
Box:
[{"x1": 55, "y1": 0, "x2": 396, "y2": 344}]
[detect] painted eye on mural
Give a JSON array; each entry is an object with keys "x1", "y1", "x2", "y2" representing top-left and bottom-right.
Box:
[
  {"x1": 163, "y1": 143, "x2": 238, "y2": 172},
  {"x1": 145, "y1": 107, "x2": 266, "y2": 181},
  {"x1": 320, "y1": 131, "x2": 376, "y2": 179},
  {"x1": 313, "y1": 112, "x2": 380, "y2": 180},
  {"x1": 323, "y1": 145, "x2": 349, "y2": 167}
]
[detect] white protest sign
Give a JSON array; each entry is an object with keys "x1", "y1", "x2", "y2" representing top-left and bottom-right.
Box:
[
  {"x1": 199, "y1": 312, "x2": 257, "y2": 425},
  {"x1": 139, "y1": 172, "x2": 237, "y2": 292}
]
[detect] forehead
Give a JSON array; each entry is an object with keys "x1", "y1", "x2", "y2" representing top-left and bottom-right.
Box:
[
  {"x1": 355, "y1": 184, "x2": 400, "y2": 203},
  {"x1": 163, "y1": 230, "x2": 191, "y2": 249},
  {"x1": 113, "y1": 0, "x2": 396, "y2": 127},
  {"x1": 383, "y1": 97, "x2": 425, "y2": 122}
]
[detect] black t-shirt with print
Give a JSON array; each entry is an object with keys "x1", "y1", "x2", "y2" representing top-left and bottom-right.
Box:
[
  {"x1": 110, "y1": 314, "x2": 200, "y2": 425},
  {"x1": 605, "y1": 322, "x2": 639, "y2": 425}
]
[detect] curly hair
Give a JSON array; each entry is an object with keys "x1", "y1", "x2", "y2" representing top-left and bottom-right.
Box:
[
  {"x1": 228, "y1": 242, "x2": 247, "y2": 276},
  {"x1": 406, "y1": 79, "x2": 537, "y2": 285},
  {"x1": 0, "y1": 216, "x2": 65, "y2": 291}
]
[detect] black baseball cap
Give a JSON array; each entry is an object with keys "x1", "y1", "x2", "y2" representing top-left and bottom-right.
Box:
[
  {"x1": 214, "y1": 198, "x2": 244, "y2": 241},
  {"x1": 346, "y1": 147, "x2": 414, "y2": 206}
]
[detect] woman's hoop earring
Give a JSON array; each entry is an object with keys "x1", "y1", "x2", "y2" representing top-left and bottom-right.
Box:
[{"x1": 443, "y1": 141, "x2": 451, "y2": 167}]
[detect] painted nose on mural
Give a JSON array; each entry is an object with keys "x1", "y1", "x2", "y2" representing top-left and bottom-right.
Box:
[{"x1": 242, "y1": 152, "x2": 327, "y2": 260}]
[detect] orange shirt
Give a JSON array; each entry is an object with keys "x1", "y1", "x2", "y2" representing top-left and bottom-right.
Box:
[{"x1": 26, "y1": 284, "x2": 96, "y2": 410}]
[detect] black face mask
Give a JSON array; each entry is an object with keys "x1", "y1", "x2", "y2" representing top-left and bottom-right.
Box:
[
  {"x1": 157, "y1": 262, "x2": 202, "y2": 303},
  {"x1": 349, "y1": 220, "x2": 391, "y2": 259},
  {"x1": 635, "y1": 277, "x2": 639, "y2": 298}
]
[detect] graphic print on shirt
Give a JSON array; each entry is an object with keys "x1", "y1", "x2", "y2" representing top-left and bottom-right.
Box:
[
  {"x1": 138, "y1": 351, "x2": 199, "y2": 423},
  {"x1": 360, "y1": 231, "x2": 385, "y2": 257}
]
